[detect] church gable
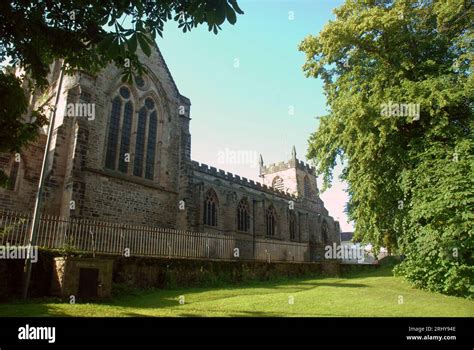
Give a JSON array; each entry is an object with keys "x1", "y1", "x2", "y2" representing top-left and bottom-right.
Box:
[
  {"x1": 75, "y1": 43, "x2": 190, "y2": 183},
  {"x1": 33, "y1": 44, "x2": 192, "y2": 225}
]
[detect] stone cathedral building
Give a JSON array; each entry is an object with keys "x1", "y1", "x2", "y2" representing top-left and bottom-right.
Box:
[{"x1": 0, "y1": 43, "x2": 340, "y2": 259}]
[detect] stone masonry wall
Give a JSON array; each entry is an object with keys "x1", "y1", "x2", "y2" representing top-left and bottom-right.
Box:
[
  {"x1": 0, "y1": 136, "x2": 46, "y2": 213},
  {"x1": 181, "y1": 161, "x2": 341, "y2": 249},
  {"x1": 0, "y1": 46, "x2": 341, "y2": 251}
]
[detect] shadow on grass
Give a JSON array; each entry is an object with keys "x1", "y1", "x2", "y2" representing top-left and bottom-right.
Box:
[
  {"x1": 175, "y1": 309, "x2": 359, "y2": 317},
  {"x1": 0, "y1": 267, "x2": 384, "y2": 317},
  {"x1": 0, "y1": 300, "x2": 71, "y2": 317},
  {"x1": 99, "y1": 279, "x2": 370, "y2": 312},
  {"x1": 298, "y1": 282, "x2": 368, "y2": 288},
  {"x1": 122, "y1": 312, "x2": 151, "y2": 317},
  {"x1": 175, "y1": 310, "x2": 289, "y2": 317},
  {"x1": 342, "y1": 265, "x2": 395, "y2": 279}
]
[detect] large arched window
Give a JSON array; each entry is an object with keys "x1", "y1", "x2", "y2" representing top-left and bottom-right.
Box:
[
  {"x1": 203, "y1": 189, "x2": 218, "y2": 226},
  {"x1": 105, "y1": 97, "x2": 122, "y2": 169},
  {"x1": 289, "y1": 211, "x2": 297, "y2": 240},
  {"x1": 133, "y1": 107, "x2": 147, "y2": 177},
  {"x1": 105, "y1": 87, "x2": 159, "y2": 180},
  {"x1": 146, "y1": 108, "x2": 158, "y2": 180},
  {"x1": 134, "y1": 97, "x2": 158, "y2": 179},
  {"x1": 237, "y1": 198, "x2": 250, "y2": 232},
  {"x1": 272, "y1": 176, "x2": 284, "y2": 191},
  {"x1": 118, "y1": 97, "x2": 133, "y2": 173},
  {"x1": 265, "y1": 205, "x2": 276, "y2": 236},
  {"x1": 105, "y1": 86, "x2": 134, "y2": 172}
]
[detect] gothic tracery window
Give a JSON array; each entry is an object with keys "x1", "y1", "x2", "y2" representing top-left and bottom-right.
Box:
[
  {"x1": 118, "y1": 99, "x2": 133, "y2": 173},
  {"x1": 266, "y1": 205, "x2": 276, "y2": 236},
  {"x1": 289, "y1": 211, "x2": 297, "y2": 240},
  {"x1": 105, "y1": 86, "x2": 158, "y2": 180},
  {"x1": 133, "y1": 107, "x2": 147, "y2": 176},
  {"x1": 134, "y1": 97, "x2": 158, "y2": 179},
  {"x1": 204, "y1": 189, "x2": 218, "y2": 226},
  {"x1": 134, "y1": 75, "x2": 145, "y2": 89},
  {"x1": 105, "y1": 95, "x2": 123, "y2": 170},
  {"x1": 237, "y1": 198, "x2": 250, "y2": 232},
  {"x1": 146, "y1": 110, "x2": 158, "y2": 180}
]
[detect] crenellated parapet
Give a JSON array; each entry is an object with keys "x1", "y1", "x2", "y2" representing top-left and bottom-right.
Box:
[
  {"x1": 191, "y1": 160, "x2": 298, "y2": 200},
  {"x1": 260, "y1": 158, "x2": 316, "y2": 176}
]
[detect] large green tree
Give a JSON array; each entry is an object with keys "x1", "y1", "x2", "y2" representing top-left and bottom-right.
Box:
[
  {"x1": 0, "y1": 0, "x2": 243, "y2": 186},
  {"x1": 300, "y1": 0, "x2": 473, "y2": 296}
]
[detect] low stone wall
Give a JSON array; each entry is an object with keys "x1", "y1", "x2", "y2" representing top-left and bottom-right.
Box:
[
  {"x1": 0, "y1": 249, "x2": 378, "y2": 301},
  {"x1": 112, "y1": 256, "x2": 342, "y2": 290},
  {"x1": 0, "y1": 249, "x2": 57, "y2": 301},
  {"x1": 51, "y1": 257, "x2": 114, "y2": 299}
]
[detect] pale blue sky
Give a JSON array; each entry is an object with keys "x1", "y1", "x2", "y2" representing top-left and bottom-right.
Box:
[{"x1": 154, "y1": 0, "x2": 353, "y2": 231}]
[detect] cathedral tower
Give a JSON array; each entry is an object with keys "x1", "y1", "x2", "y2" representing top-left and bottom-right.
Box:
[{"x1": 259, "y1": 146, "x2": 319, "y2": 201}]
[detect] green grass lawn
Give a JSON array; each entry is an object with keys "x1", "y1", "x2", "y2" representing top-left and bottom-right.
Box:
[{"x1": 1, "y1": 267, "x2": 473, "y2": 317}]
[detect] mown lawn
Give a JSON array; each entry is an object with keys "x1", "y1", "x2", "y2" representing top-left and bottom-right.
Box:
[{"x1": 0, "y1": 267, "x2": 472, "y2": 317}]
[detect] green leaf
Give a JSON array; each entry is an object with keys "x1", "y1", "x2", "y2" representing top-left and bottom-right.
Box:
[
  {"x1": 97, "y1": 34, "x2": 115, "y2": 52},
  {"x1": 109, "y1": 38, "x2": 121, "y2": 57},
  {"x1": 229, "y1": 0, "x2": 244, "y2": 15},
  {"x1": 215, "y1": 2, "x2": 226, "y2": 25},
  {"x1": 99, "y1": 15, "x2": 109, "y2": 26},
  {"x1": 300, "y1": 0, "x2": 473, "y2": 297},
  {"x1": 137, "y1": 33, "x2": 152, "y2": 56},
  {"x1": 226, "y1": 3, "x2": 237, "y2": 25},
  {"x1": 128, "y1": 33, "x2": 138, "y2": 53}
]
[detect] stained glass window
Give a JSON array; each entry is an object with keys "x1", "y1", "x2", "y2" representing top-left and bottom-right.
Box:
[
  {"x1": 118, "y1": 101, "x2": 133, "y2": 173},
  {"x1": 134, "y1": 75, "x2": 145, "y2": 88},
  {"x1": 145, "y1": 111, "x2": 157, "y2": 180},
  {"x1": 105, "y1": 96, "x2": 122, "y2": 169},
  {"x1": 119, "y1": 86, "x2": 130, "y2": 99},
  {"x1": 289, "y1": 211, "x2": 297, "y2": 240},
  {"x1": 204, "y1": 189, "x2": 218, "y2": 226},
  {"x1": 266, "y1": 206, "x2": 276, "y2": 236},
  {"x1": 237, "y1": 199, "x2": 250, "y2": 232},
  {"x1": 145, "y1": 97, "x2": 155, "y2": 110},
  {"x1": 106, "y1": 85, "x2": 159, "y2": 180},
  {"x1": 133, "y1": 107, "x2": 147, "y2": 177}
]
